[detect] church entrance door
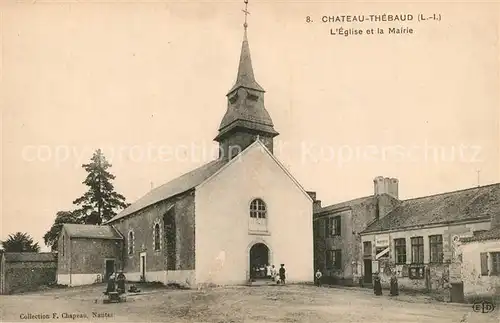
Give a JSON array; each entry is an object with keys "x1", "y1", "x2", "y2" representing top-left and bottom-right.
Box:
[{"x1": 249, "y1": 243, "x2": 269, "y2": 280}]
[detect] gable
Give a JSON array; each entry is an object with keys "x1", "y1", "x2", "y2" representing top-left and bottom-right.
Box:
[{"x1": 197, "y1": 139, "x2": 313, "y2": 202}]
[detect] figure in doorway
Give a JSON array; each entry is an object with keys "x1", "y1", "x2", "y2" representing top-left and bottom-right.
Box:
[
  {"x1": 315, "y1": 269, "x2": 323, "y2": 287},
  {"x1": 250, "y1": 266, "x2": 257, "y2": 281},
  {"x1": 279, "y1": 264, "x2": 286, "y2": 285},
  {"x1": 259, "y1": 264, "x2": 266, "y2": 278},
  {"x1": 105, "y1": 271, "x2": 116, "y2": 295}
]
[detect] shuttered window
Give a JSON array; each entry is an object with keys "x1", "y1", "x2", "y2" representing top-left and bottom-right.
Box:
[
  {"x1": 480, "y1": 252, "x2": 489, "y2": 276},
  {"x1": 324, "y1": 216, "x2": 341, "y2": 237},
  {"x1": 491, "y1": 252, "x2": 500, "y2": 275}
]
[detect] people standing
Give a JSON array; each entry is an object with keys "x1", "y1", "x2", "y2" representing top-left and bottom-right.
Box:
[
  {"x1": 250, "y1": 266, "x2": 257, "y2": 281},
  {"x1": 390, "y1": 271, "x2": 399, "y2": 296},
  {"x1": 266, "y1": 264, "x2": 272, "y2": 279},
  {"x1": 279, "y1": 264, "x2": 286, "y2": 285},
  {"x1": 116, "y1": 271, "x2": 126, "y2": 294},
  {"x1": 270, "y1": 265, "x2": 278, "y2": 283},
  {"x1": 373, "y1": 272, "x2": 382, "y2": 296},
  {"x1": 105, "y1": 271, "x2": 116, "y2": 295},
  {"x1": 315, "y1": 269, "x2": 323, "y2": 287}
]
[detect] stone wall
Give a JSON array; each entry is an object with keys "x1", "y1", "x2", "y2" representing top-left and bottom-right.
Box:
[
  {"x1": 70, "y1": 239, "x2": 122, "y2": 274},
  {"x1": 314, "y1": 197, "x2": 380, "y2": 285},
  {"x1": 460, "y1": 239, "x2": 500, "y2": 297},
  {"x1": 112, "y1": 191, "x2": 195, "y2": 278},
  {"x1": 3, "y1": 261, "x2": 57, "y2": 294}
]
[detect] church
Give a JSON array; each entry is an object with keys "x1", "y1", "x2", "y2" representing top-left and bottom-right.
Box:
[{"x1": 56, "y1": 11, "x2": 314, "y2": 288}]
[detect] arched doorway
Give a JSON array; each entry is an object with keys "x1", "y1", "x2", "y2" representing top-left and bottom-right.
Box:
[{"x1": 249, "y1": 243, "x2": 269, "y2": 279}]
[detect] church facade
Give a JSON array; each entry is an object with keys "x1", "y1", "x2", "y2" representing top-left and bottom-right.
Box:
[{"x1": 57, "y1": 24, "x2": 314, "y2": 287}]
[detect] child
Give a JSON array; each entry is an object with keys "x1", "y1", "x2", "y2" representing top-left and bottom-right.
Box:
[
  {"x1": 279, "y1": 264, "x2": 286, "y2": 285},
  {"x1": 315, "y1": 269, "x2": 323, "y2": 287}
]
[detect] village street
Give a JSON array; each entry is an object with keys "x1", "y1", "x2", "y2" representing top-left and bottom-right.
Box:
[{"x1": 0, "y1": 284, "x2": 497, "y2": 323}]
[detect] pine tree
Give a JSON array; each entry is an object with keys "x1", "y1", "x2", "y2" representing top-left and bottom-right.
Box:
[
  {"x1": 1, "y1": 232, "x2": 40, "y2": 252},
  {"x1": 73, "y1": 149, "x2": 130, "y2": 225}
]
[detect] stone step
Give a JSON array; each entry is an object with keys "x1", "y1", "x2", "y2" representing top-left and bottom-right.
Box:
[{"x1": 248, "y1": 279, "x2": 279, "y2": 287}]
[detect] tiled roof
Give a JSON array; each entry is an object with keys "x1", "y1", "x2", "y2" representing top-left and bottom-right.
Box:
[
  {"x1": 4, "y1": 252, "x2": 56, "y2": 262},
  {"x1": 362, "y1": 183, "x2": 500, "y2": 233},
  {"x1": 315, "y1": 195, "x2": 374, "y2": 215},
  {"x1": 63, "y1": 224, "x2": 123, "y2": 240},
  {"x1": 105, "y1": 159, "x2": 227, "y2": 224},
  {"x1": 461, "y1": 226, "x2": 500, "y2": 243}
]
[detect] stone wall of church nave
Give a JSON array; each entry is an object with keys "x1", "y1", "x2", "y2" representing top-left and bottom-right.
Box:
[{"x1": 113, "y1": 191, "x2": 196, "y2": 274}]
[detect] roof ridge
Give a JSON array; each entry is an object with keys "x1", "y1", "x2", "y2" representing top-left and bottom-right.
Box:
[
  {"x1": 317, "y1": 195, "x2": 375, "y2": 212},
  {"x1": 400, "y1": 183, "x2": 499, "y2": 202}
]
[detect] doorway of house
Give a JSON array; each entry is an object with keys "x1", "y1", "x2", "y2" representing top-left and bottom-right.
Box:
[
  {"x1": 249, "y1": 243, "x2": 269, "y2": 280},
  {"x1": 140, "y1": 252, "x2": 146, "y2": 281},
  {"x1": 104, "y1": 259, "x2": 115, "y2": 282},
  {"x1": 363, "y1": 259, "x2": 372, "y2": 284}
]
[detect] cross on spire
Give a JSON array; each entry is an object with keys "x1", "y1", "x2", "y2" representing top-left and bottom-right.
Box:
[{"x1": 242, "y1": 0, "x2": 250, "y2": 32}]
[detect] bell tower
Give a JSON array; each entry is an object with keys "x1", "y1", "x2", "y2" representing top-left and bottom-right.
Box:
[{"x1": 214, "y1": 0, "x2": 279, "y2": 160}]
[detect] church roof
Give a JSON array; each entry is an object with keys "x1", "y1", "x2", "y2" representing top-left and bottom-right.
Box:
[
  {"x1": 63, "y1": 224, "x2": 123, "y2": 240},
  {"x1": 362, "y1": 183, "x2": 500, "y2": 234},
  {"x1": 105, "y1": 159, "x2": 227, "y2": 223}
]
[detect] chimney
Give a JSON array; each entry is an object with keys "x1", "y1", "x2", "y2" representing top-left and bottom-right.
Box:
[
  {"x1": 307, "y1": 191, "x2": 322, "y2": 212},
  {"x1": 373, "y1": 176, "x2": 399, "y2": 199},
  {"x1": 374, "y1": 176, "x2": 400, "y2": 219}
]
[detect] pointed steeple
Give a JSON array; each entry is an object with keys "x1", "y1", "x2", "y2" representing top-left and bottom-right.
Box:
[
  {"x1": 215, "y1": 0, "x2": 278, "y2": 159},
  {"x1": 227, "y1": 30, "x2": 264, "y2": 95}
]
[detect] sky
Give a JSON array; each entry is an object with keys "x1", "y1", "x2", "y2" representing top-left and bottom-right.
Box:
[{"x1": 1, "y1": 1, "x2": 499, "y2": 251}]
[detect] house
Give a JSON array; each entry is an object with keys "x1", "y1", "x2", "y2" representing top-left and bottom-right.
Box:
[
  {"x1": 312, "y1": 176, "x2": 399, "y2": 286},
  {"x1": 459, "y1": 214, "x2": 500, "y2": 300},
  {"x1": 57, "y1": 224, "x2": 123, "y2": 286},
  {"x1": 359, "y1": 183, "x2": 499, "y2": 295},
  {"x1": 57, "y1": 21, "x2": 314, "y2": 287},
  {"x1": 0, "y1": 252, "x2": 57, "y2": 294}
]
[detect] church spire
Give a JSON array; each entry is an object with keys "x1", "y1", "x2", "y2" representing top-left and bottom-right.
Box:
[
  {"x1": 227, "y1": 0, "x2": 264, "y2": 95},
  {"x1": 215, "y1": 0, "x2": 278, "y2": 159}
]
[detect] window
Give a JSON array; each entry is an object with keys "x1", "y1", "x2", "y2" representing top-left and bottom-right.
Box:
[
  {"x1": 429, "y1": 235, "x2": 443, "y2": 263},
  {"x1": 394, "y1": 238, "x2": 406, "y2": 264},
  {"x1": 408, "y1": 265, "x2": 425, "y2": 279},
  {"x1": 411, "y1": 236, "x2": 424, "y2": 264},
  {"x1": 153, "y1": 223, "x2": 161, "y2": 251},
  {"x1": 363, "y1": 241, "x2": 372, "y2": 258},
  {"x1": 490, "y1": 252, "x2": 500, "y2": 276},
  {"x1": 250, "y1": 199, "x2": 267, "y2": 219},
  {"x1": 324, "y1": 216, "x2": 341, "y2": 237},
  {"x1": 326, "y1": 249, "x2": 342, "y2": 269},
  {"x1": 128, "y1": 231, "x2": 134, "y2": 255}
]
